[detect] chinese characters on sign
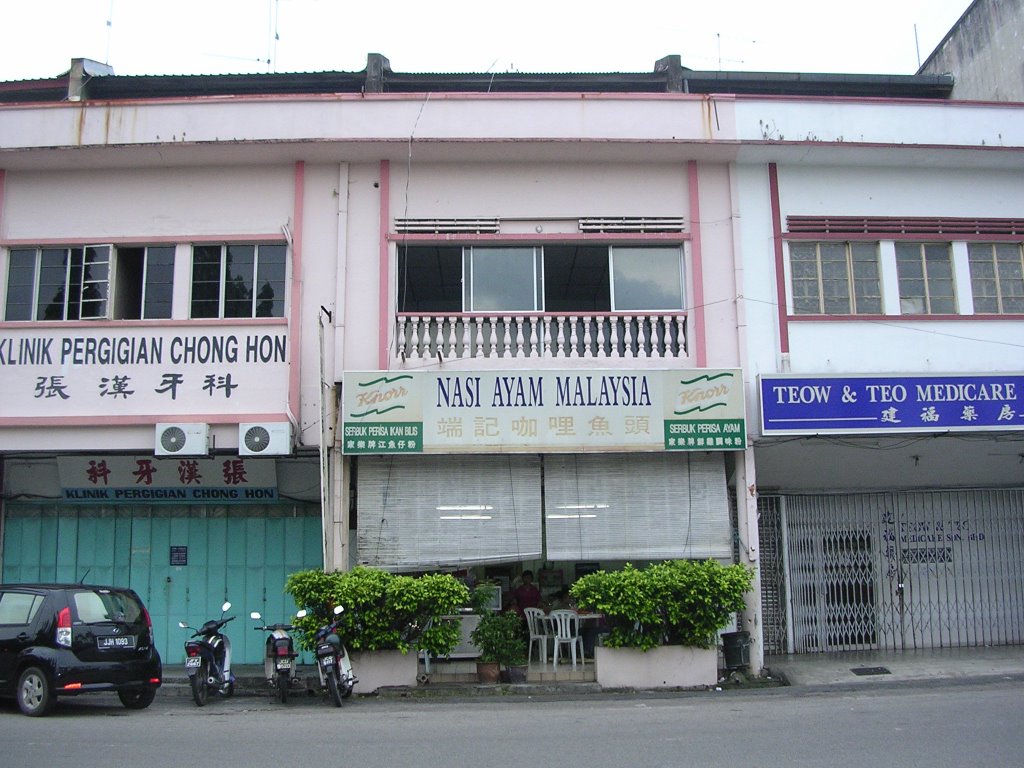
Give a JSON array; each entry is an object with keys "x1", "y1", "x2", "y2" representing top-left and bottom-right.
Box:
[
  {"x1": 342, "y1": 369, "x2": 747, "y2": 454},
  {"x1": 760, "y1": 374, "x2": 1024, "y2": 435},
  {"x1": 57, "y1": 456, "x2": 278, "y2": 503}
]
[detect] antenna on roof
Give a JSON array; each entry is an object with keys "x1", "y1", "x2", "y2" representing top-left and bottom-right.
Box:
[
  {"x1": 914, "y1": 24, "x2": 922, "y2": 69},
  {"x1": 105, "y1": 0, "x2": 114, "y2": 65}
]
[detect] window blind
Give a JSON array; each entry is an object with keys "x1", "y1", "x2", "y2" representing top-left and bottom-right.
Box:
[
  {"x1": 544, "y1": 452, "x2": 731, "y2": 561},
  {"x1": 356, "y1": 454, "x2": 542, "y2": 570}
]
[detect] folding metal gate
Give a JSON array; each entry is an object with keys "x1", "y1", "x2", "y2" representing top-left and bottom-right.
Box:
[{"x1": 771, "y1": 490, "x2": 1024, "y2": 652}]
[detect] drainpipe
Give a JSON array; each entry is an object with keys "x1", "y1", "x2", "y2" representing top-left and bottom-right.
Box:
[{"x1": 729, "y1": 165, "x2": 764, "y2": 675}]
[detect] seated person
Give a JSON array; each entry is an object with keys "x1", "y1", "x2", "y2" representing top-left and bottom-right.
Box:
[{"x1": 512, "y1": 570, "x2": 542, "y2": 615}]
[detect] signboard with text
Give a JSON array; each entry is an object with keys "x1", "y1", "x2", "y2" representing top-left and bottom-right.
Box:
[
  {"x1": 342, "y1": 369, "x2": 747, "y2": 454},
  {"x1": 760, "y1": 373, "x2": 1024, "y2": 435},
  {"x1": 57, "y1": 456, "x2": 279, "y2": 504},
  {"x1": 0, "y1": 326, "x2": 289, "y2": 420}
]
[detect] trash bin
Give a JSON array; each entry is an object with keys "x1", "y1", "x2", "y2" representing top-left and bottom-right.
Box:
[{"x1": 721, "y1": 631, "x2": 750, "y2": 671}]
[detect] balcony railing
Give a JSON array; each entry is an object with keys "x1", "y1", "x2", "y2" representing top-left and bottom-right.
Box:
[{"x1": 396, "y1": 313, "x2": 687, "y2": 361}]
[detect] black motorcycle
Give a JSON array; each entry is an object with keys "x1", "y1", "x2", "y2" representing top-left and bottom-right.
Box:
[
  {"x1": 306, "y1": 606, "x2": 357, "y2": 706},
  {"x1": 179, "y1": 601, "x2": 235, "y2": 707}
]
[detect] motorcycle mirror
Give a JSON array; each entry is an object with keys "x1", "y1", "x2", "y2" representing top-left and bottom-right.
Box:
[
  {"x1": 250, "y1": 611, "x2": 262, "y2": 620},
  {"x1": 221, "y1": 601, "x2": 231, "y2": 612},
  {"x1": 178, "y1": 621, "x2": 188, "y2": 628},
  {"x1": 333, "y1": 605, "x2": 345, "y2": 615},
  {"x1": 295, "y1": 609, "x2": 308, "y2": 619}
]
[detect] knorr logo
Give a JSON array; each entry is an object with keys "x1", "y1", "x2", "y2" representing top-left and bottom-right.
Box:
[
  {"x1": 674, "y1": 372, "x2": 735, "y2": 415},
  {"x1": 350, "y1": 375, "x2": 412, "y2": 417}
]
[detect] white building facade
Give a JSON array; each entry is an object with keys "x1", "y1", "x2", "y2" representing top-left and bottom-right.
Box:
[{"x1": 0, "y1": 56, "x2": 1021, "y2": 668}]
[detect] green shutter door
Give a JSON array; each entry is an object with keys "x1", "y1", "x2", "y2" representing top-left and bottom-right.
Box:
[{"x1": 1, "y1": 504, "x2": 323, "y2": 664}]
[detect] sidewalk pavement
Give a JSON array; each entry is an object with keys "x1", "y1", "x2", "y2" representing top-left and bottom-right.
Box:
[{"x1": 161, "y1": 645, "x2": 1024, "y2": 699}]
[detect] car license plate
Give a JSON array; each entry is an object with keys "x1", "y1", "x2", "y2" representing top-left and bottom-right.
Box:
[
  {"x1": 97, "y1": 634, "x2": 137, "y2": 650},
  {"x1": 276, "y1": 658, "x2": 292, "y2": 671},
  {"x1": 185, "y1": 656, "x2": 202, "y2": 668}
]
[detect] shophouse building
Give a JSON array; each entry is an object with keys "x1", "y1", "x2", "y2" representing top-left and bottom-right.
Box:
[{"x1": 0, "y1": 52, "x2": 1020, "y2": 669}]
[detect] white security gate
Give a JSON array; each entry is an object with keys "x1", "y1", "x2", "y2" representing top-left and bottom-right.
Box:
[{"x1": 781, "y1": 490, "x2": 1024, "y2": 652}]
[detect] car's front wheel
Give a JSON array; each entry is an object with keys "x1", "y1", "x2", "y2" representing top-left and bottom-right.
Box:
[
  {"x1": 17, "y1": 666, "x2": 54, "y2": 717},
  {"x1": 118, "y1": 686, "x2": 157, "y2": 710}
]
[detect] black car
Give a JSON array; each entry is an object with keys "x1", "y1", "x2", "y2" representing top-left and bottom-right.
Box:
[{"x1": 0, "y1": 583, "x2": 162, "y2": 716}]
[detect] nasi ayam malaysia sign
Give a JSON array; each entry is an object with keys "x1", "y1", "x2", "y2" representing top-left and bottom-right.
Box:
[
  {"x1": 0, "y1": 326, "x2": 288, "y2": 419},
  {"x1": 342, "y1": 369, "x2": 746, "y2": 454},
  {"x1": 760, "y1": 373, "x2": 1024, "y2": 435}
]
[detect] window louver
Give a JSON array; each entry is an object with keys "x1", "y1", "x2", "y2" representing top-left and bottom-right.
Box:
[
  {"x1": 578, "y1": 217, "x2": 686, "y2": 233},
  {"x1": 394, "y1": 218, "x2": 500, "y2": 234},
  {"x1": 787, "y1": 216, "x2": 1024, "y2": 236}
]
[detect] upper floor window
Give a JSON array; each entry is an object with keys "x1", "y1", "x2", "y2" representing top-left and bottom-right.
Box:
[
  {"x1": 968, "y1": 243, "x2": 1024, "y2": 314},
  {"x1": 190, "y1": 243, "x2": 286, "y2": 319},
  {"x1": 398, "y1": 244, "x2": 684, "y2": 314},
  {"x1": 4, "y1": 245, "x2": 174, "y2": 322},
  {"x1": 789, "y1": 241, "x2": 881, "y2": 315},
  {"x1": 895, "y1": 242, "x2": 956, "y2": 314}
]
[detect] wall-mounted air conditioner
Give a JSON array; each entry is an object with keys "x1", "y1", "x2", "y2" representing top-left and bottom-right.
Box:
[
  {"x1": 238, "y1": 422, "x2": 292, "y2": 456},
  {"x1": 155, "y1": 423, "x2": 210, "y2": 457}
]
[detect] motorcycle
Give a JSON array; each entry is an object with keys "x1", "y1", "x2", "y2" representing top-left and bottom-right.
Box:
[
  {"x1": 302, "y1": 605, "x2": 357, "y2": 707},
  {"x1": 179, "y1": 601, "x2": 235, "y2": 707},
  {"x1": 250, "y1": 610, "x2": 300, "y2": 703}
]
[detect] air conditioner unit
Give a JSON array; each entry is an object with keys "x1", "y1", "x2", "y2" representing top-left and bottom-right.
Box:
[
  {"x1": 238, "y1": 422, "x2": 292, "y2": 456},
  {"x1": 155, "y1": 423, "x2": 210, "y2": 457}
]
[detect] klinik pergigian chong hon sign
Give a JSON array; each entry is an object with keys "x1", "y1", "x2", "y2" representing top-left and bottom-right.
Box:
[{"x1": 342, "y1": 369, "x2": 746, "y2": 454}]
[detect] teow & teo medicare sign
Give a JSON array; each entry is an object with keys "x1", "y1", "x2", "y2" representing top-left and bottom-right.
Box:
[
  {"x1": 342, "y1": 369, "x2": 746, "y2": 454},
  {"x1": 760, "y1": 373, "x2": 1024, "y2": 435}
]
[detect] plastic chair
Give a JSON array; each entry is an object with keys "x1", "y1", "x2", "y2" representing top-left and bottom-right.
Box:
[
  {"x1": 523, "y1": 607, "x2": 552, "y2": 665},
  {"x1": 548, "y1": 609, "x2": 585, "y2": 669}
]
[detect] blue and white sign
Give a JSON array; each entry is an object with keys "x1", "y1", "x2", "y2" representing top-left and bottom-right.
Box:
[{"x1": 760, "y1": 374, "x2": 1024, "y2": 435}]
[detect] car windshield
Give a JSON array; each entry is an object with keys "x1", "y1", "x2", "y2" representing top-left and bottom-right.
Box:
[{"x1": 73, "y1": 589, "x2": 143, "y2": 624}]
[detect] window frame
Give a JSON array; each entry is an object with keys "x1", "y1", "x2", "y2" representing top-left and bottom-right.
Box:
[
  {"x1": 189, "y1": 242, "x2": 287, "y2": 319},
  {"x1": 399, "y1": 243, "x2": 686, "y2": 315},
  {"x1": 4, "y1": 244, "x2": 181, "y2": 322},
  {"x1": 4, "y1": 245, "x2": 113, "y2": 322}
]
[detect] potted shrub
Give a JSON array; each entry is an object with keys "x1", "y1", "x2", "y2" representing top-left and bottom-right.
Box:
[
  {"x1": 285, "y1": 566, "x2": 469, "y2": 691},
  {"x1": 470, "y1": 609, "x2": 528, "y2": 684},
  {"x1": 570, "y1": 559, "x2": 753, "y2": 689}
]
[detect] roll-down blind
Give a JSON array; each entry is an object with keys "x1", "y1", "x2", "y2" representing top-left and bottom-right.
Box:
[
  {"x1": 357, "y1": 454, "x2": 542, "y2": 570},
  {"x1": 544, "y1": 452, "x2": 731, "y2": 561}
]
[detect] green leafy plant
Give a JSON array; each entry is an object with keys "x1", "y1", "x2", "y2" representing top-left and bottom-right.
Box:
[
  {"x1": 569, "y1": 559, "x2": 753, "y2": 651},
  {"x1": 285, "y1": 566, "x2": 469, "y2": 657},
  {"x1": 470, "y1": 610, "x2": 528, "y2": 668}
]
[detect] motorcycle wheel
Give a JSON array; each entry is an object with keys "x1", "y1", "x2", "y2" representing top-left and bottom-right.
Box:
[
  {"x1": 326, "y1": 667, "x2": 343, "y2": 707},
  {"x1": 276, "y1": 671, "x2": 289, "y2": 704},
  {"x1": 190, "y1": 660, "x2": 209, "y2": 707}
]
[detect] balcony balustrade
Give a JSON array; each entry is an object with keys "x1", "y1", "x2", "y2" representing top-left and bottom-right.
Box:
[{"x1": 396, "y1": 312, "x2": 687, "y2": 361}]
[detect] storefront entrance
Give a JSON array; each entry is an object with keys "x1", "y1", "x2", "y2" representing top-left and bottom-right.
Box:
[
  {"x1": 1, "y1": 503, "x2": 322, "y2": 664},
  {"x1": 762, "y1": 490, "x2": 1024, "y2": 653}
]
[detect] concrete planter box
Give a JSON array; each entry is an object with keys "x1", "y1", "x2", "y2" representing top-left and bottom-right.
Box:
[
  {"x1": 594, "y1": 645, "x2": 717, "y2": 689},
  {"x1": 350, "y1": 649, "x2": 419, "y2": 693}
]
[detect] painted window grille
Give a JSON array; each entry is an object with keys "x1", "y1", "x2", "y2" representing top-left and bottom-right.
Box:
[
  {"x1": 895, "y1": 242, "x2": 956, "y2": 314},
  {"x1": 968, "y1": 242, "x2": 1024, "y2": 314},
  {"x1": 789, "y1": 241, "x2": 882, "y2": 315}
]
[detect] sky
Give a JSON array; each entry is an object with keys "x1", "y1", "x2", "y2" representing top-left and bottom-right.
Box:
[{"x1": 0, "y1": 0, "x2": 974, "y2": 81}]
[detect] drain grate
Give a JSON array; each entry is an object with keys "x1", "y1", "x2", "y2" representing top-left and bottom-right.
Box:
[{"x1": 850, "y1": 666, "x2": 891, "y2": 676}]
